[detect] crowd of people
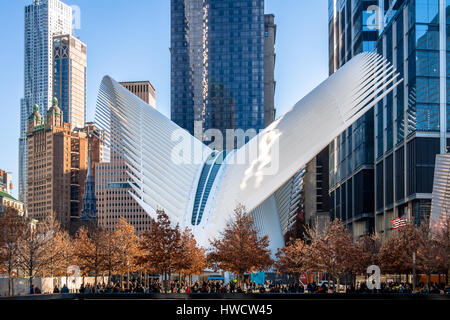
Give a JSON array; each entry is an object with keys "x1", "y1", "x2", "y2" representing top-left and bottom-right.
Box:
[
  {"x1": 70, "y1": 280, "x2": 312, "y2": 294},
  {"x1": 356, "y1": 281, "x2": 449, "y2": 294},
  {"x1": 305, "y1": 281, "x2": 449, "y2": 294},
  {"x1": 27, "y1": 279, "x2": 449, "y2": 295}
]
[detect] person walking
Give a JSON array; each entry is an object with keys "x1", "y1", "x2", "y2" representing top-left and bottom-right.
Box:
[{"x1": 61, "y1": 284, "x2": 69, "y2": 294}]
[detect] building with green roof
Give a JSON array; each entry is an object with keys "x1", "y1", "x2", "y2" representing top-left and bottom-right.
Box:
[{"x1": 0, "y1": 190, "x2": 24, "y2": 216}]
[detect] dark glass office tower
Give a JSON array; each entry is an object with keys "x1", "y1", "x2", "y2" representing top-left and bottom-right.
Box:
[
  {"x1": 327, "y1": 0, "x2": 384, "y2": 239},
  {"x1": 171, "y1": 0, "x2": 274, "y2": 150},
  {"x1": 53, "y1": 34, "x2": 87, "y2": 130},
  {"x1": 327, "y1": 0, "x2": 449, "y2": 240},
  {"x1": 374, "y1": 0, "x2": 449, "y2": 239}
]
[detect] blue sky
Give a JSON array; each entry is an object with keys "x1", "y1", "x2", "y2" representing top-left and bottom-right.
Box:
[{"x1": 0, "y1": 0, "x2": 328, "y2": 199}]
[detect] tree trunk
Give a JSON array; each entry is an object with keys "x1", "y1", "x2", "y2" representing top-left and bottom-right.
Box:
[
  {"x1": 8, "y1": 271, "x2": 13, "y2": 296},
  {"x1": 29, "y1": 266, "x2": 33, "y2": 292}
]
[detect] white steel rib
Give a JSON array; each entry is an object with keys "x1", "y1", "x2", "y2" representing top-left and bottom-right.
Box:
[{"x1": 95, "y1": 52, "x2": 402, "y2": 251}]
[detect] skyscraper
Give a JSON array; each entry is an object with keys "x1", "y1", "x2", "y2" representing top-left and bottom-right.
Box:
[
  {"x1": 26, "y1": 100, "x2": 75, "y2": 228},
  {"x1": 19, "y1": 0, "x2": 73, "y2": 203},
  {"x1": 373, "y1": 0, "x2": 449, "y2": 238},
  {"x1": 120, "y1": 81, "x2": 156, "y2": 106},
  {"x1": 264, "y1": 13, "x2": 277, "y2": 127},
  {"x1": 171, "y1": 0, "x2": 275, "y2": 150},
  {"x1": 26, "y1": 98, "x2": 101, "y2": 231},
  {"x1": 328, "y1": 0, "x2": 379, "y2": 75},
  {"x1": 326, "y1": 0, "x2": 383, "y2": 239},
  {"x1": 327, "y1": 0, "x2": 449, "y2": 240},
  {"x1": 95, "y1": 153, "x2": 154, "y2": 235},
  {"x1": 53, "y1": 34, "x2": 87, "y2": 130}
]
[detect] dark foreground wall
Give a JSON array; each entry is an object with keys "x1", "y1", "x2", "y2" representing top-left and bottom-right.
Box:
[{"x1": 1, "y1": 293, "x2": 448, "y2": 300}]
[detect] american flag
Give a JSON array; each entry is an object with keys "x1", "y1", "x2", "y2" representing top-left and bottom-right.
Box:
[{"x1": 391, "y1": 214, "x2": 408, "y2": 229}]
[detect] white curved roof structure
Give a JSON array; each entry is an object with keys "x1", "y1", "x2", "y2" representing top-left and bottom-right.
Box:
[
  {"x1": 430, "y1": 154, "x2": 450, "y2": 233},
  {"x1": 95, "y1": 52, "x2": 401, "y2": 252},
  {"x1": 95, "y1": 77, "x2": 212, "y2": 224}
]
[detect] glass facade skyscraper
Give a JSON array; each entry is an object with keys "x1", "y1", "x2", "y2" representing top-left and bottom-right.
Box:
[
  {"x1": 328, "y1": 0, "x2": 379, "y2": 74},
  {"x1": 374, "y1": 0, "x2": 449, "y2": 238},
  {"x1": 328, "y1": 0, "x2": 382, "y2": 238},
  {"x1": 327, "y1": 0, "x2": 449, "y2": 239},
  {"x1": 53, "y1": 34, "x2": 87, "y2": 130},
  {"x1": 171, "y1": 0, "x2": 274, "y2": 150},
  {"x1": 19, "y1": 0, "x2": 73, "y2": 203}
]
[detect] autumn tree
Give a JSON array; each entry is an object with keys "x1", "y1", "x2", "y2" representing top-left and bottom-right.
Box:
[
  {"x1": 51, "y1": 229, "x2": 75, "y2": 281},
  {"x1": 40, "y1": 217, "x2": 65, "y2": 278},
  {"x1": 275, "y1": 238, "x2": 311, "y2": 283},
  {"x1": 307, "y1": 219, "x2": 362, "y2": 291},
  {"x1": 113, "y1": 218, "x2": 140, "y2": 289},
  {"x1": 413, "y1": 221, "x2": 443, "y2": 287},
  {"x1": 0, "y1": 209, "x2": 26, "y2": 296},
  {"x1": 176, "y1": 228, "x2": 206, "y2": 284},
  {"x1": 378, "y1": 223, "x2": 422, "y2": 276},
  {"x1": 207, "y1": 204, "x2": 273, "y2": 286},
  {"x1": 138, "y1": 209, "x2": 182, "y2": 292},
  {"x1": 17, "y1": 217, "x2": 59, "y2": 288},
  {"x1": 356, "y1": 233, "x2": 382, "y2": 272},
  {"x1": 73, "y1": 225, "x2": 106, "y2": 287},
  {"x1": 102, "y1": 229, "x2": 119, "y2": 285}
]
